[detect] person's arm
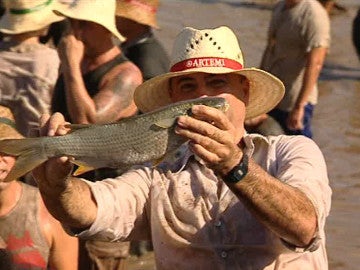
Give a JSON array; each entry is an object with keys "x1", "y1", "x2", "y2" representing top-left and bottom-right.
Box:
[
  {"x1": 39, "y1": 197, "x2": 79, "y2": 269},
  {"x1": 32, "y1": 113, "x2": 97, "y2": 229},
  {"x1": 61, "y1": 55, "x2": 141, "y2": 123},
  {"x1": 287, "y1": 46, "x2": 327, "y2": 130},
  {"x1": 58, "y1": 27, "x2": 141, "y2": 124},
  {"x1": 176, "y1": 105, "x2": 318, "y2": 247},
  {"x1": 227, "y1": 159, "x2": 317, "y2": 247}
]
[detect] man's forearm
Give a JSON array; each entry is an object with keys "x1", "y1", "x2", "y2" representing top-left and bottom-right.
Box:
[
  {"x1": 40, "y1": 177, "x2": 97, "y2": 229},
  {"x1": 227, "y1": 159, "x2": 317, "y2": 247},
  {"x1": 62, "y1": 64, "x2": 96, "y2": 123},
  {"x1": 295, "y1": 47, "x2": 327, "y2": 108}
]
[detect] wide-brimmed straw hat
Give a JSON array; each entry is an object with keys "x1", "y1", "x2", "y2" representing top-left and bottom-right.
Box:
[
  {"x1": 54, "y1": 0, "x2": 125, "y2": 42},
  {"x1": 115, "y1": 0, "x2": 159, "y2": 29},
  {"x1": 134, "y1": 26, "x2": 285, "y2": 119},
  {"x1": 0, "y1": 106, "x2": 23, "y2": 140},
  {"x1": 0, "y1": 0, "x2": 65, "y2": 34}
]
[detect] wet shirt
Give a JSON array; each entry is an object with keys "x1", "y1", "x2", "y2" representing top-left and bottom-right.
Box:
[
  {"x1": 0, "y1": 41, "x2": 60, "y2": 136},
  {"x1": 77, "y1": 134, "x2": 332, "y2": 270},
  {"x1": 261, "y1": 0, "x2": 330, "y2": 111}
]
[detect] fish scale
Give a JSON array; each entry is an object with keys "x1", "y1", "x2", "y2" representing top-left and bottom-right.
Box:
[{"x1": 0, "y1": 97, "x2": 228, "y2": 182}]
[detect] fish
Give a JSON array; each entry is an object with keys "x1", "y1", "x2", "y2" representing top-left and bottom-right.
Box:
[{"x1": 0, "y1": 97, "x2": 229, "y2": 182}]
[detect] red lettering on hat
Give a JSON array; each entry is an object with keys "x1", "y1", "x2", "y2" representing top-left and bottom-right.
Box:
[{"x1": 170, "y1": 57, "x2": 243, "y2": 72}]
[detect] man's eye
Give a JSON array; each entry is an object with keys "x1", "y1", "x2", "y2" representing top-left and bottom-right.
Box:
[
  {"x1": 179, "y1": 83, "x2": 196, "y2": 92},
  {"x1": 209, "y1": 79, "x2": 227, "y2": 88}
]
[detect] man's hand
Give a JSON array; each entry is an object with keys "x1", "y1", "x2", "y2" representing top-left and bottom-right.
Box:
[
  {"x1": 32, "y1": 113, "x2": 73, "y2": 194},
  {"x1": 287, "y1": 106, "x2": 305, "y2": 131},
  {"x1": 57, "y1": 23, "x2": 84, "y2": 68},
  {"x1": 175, "y1": 105, "x2": 244, "y2": 176}
]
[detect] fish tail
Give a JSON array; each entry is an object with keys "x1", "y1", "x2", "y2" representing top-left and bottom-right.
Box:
[{"x1": 0, "y1": 138, "x2": 47, "y2": 182}]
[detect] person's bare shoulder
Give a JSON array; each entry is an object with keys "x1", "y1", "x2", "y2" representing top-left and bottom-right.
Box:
[{"x1": 101, "y1": 58, "x2": 143, "y2": 90}]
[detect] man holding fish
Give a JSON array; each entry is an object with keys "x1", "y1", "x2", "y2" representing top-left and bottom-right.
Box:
[{"x1": 4, "y1": 26, "x2": 332, "y2": 269}]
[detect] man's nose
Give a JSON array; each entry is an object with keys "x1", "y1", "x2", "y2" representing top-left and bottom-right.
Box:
[{"x1": 196, "y1": 84, "x2": 213, "y2": 97}]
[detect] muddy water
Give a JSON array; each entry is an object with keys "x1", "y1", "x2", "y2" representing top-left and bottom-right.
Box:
[{"x1": 129, "y1": 1, "x2": 360, "y2": 269}]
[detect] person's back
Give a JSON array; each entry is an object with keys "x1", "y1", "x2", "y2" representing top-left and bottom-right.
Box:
[
  {"x1": 261, "y1": 0, "x2": 330, "y2": 138},
  {"x1": 0, "y1": 0, "x2": 65, "y2": 136}
]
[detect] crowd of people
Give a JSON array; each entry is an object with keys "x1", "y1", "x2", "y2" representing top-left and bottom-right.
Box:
[{"x1": 0, "y1": 0, "x2": 356, "y2": 269}]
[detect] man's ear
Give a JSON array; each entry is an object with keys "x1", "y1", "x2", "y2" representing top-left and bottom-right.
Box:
[{"x1": 240, "y1": 76, "x2": 250, "y2": 105}]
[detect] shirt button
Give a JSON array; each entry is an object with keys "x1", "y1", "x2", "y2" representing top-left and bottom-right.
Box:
[
  {"x1": 215, "y1": 220, "x2": 222, "y2": 227},
  {"x1": 221, "y1": 251, "x2": 227, "y2": 258}
]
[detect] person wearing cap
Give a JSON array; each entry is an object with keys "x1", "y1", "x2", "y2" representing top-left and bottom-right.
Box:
[
  {"x1": 259, "y1": 0, "x2": 330, "y2": 139},
  {"x1": 33, "y1": 26, "x2": 331, "y2": 269},
  {"x1": 0, "y1": 0, "x2": 66, "y2": 137},
  {"x1": 49, "y1": 1, "x2": 142, "y2": 269},
  {"x1": 0, "y1": 105, "x2": 78, "y2": 269},
  {"x1": 115, "y1": 0, "x2": 170, "y2": 82}
]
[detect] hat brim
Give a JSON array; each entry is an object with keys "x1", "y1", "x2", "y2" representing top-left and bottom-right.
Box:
[
  {"x1": 0, "y1": 2, "x2": 65, "y2": 34},
  {"x1": 134, "y1": 67, "x2": 285, "y2": 119},
  {"x1": 115, "y1": 6, "x2": 158, "y2": 29},
  {"x1": 54, "y1": 7, "x2": 125, "y2": 42}
]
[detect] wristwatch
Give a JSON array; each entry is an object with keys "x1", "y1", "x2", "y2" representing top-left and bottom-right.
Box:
[{"x1": 223, "y1": 154, "x2": 249, "y2": 183}]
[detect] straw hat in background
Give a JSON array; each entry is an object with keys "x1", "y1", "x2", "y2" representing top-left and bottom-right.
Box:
[
  {"x1": 0, "y1": 105, "x2": 23, "y2": 140},
  {"x1": 0, "y1": 0, "x2": 65, "y2": 34},
  {"x1": 115, "y1": 0, "x2": 159, "y2": 29},
  {"x1": 53, "y1": 0, "x2": 125, "y2": 42},
  {"x1": 134, "y1": 26, "x2": 285, "y2": 120}
]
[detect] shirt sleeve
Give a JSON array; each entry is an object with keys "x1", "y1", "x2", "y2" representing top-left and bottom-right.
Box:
[
  {"x1": 74, "y1": 167, "x2": 153, "y2": 242},
  {"x1": 303, "y1": 4, "x2": 331, "y2": 51},
  {"x1": 273, "y1": 135, "x2": 332, "y2": 238}
]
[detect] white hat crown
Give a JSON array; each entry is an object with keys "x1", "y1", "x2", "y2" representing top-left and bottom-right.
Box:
[{"x1": 171, "y1": 26, "x2": 244, "y2": 68}]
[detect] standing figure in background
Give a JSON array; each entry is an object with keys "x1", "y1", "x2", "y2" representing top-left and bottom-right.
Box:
[
  {"x1": 115, "y1": 0, "x2": 170, "y2": 82},
  {"x1": 260, "y1": 0, "x2": 330, "y2": 138},
  {"x1": 0, "y1": 0, "x2": 65, "y2": 137},
  {"x1": 0, "y1": 105, "x2": 78, "y2": 270},
  {"x1": 50, "y1": 0, "x2": 142, "y2": 269}
]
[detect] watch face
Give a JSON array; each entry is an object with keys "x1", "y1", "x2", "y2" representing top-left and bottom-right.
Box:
[
  {"x1": 224, "y1": 155, "x2": 248, "y2": 183},
  {"x1": 235, "y1": 168, "x2": 246, "y2": 178}
]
